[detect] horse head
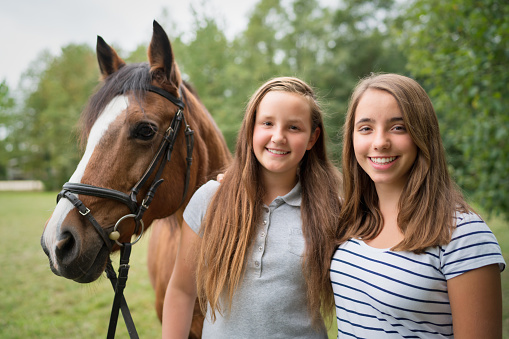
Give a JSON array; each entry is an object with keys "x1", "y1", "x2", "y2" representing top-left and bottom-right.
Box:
[{"x1": 41, "y1": 21, "x2": 231, "y2": 285}]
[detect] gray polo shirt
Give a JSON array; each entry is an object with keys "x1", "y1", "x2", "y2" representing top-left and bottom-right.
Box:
[{"x1": 183, "y1": 180, "x2": 327, "y2": 338}]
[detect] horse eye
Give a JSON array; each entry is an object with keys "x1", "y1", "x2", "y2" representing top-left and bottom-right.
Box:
[{"x1": 132, "y1": 122, "x2": 157, "y2": 140}]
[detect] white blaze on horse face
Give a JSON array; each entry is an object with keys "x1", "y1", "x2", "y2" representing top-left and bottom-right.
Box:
[
  {"x1": 42, "y1": 96, "x2": 129, "y2": 269},
  {"x1": 69, "y1": 96, "x2": 129, "y2": 183}
]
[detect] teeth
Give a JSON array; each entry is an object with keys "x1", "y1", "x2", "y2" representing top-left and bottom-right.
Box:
[
  {"x1": 267, "y1": 148, "x2": 289, "y2": 155},
  {"x1": 370, "y1": 156, "x2": 396, "y2": 164}
]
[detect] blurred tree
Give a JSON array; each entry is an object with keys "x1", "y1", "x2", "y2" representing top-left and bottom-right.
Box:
[
  {"x1": 125, "y1": 44, "x2": 148, "y2": 63},
  {"x1": 0, "y1": 80, "x2": 16, "y2": 179},
  {"x1": 234, "y1": 0, "x2": 291, "y2": 78},
  {"x1": 173, "y1": 10, "x2": 241, "y2": 149},
  {"x1": 223, "y1": 0, "x2": 294, "y2": 149},
  {"x1": 230, "y1": 0, "x2": 407, "y2": 159},
  {"x1": 16, "y1": 44, "x2": 99, "y2": 189},
  {"x1": 400, "y1": 0, "x2": 509, "y2": 217},
  {"x1": 320, "y1": 0, "x2": 407, "y2": 159}
]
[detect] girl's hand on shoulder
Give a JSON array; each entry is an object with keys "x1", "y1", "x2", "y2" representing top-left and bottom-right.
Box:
[
  {"x1": 447, "y1": 264, "x2": 502, "y2": 338},
  {"x1": 217, "y1": 172, "x2": 225, "y2": 183}
]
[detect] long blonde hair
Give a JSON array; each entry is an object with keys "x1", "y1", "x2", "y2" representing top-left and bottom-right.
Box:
[
  {"x1": 334, "y1": 73, "x2": 470, "y2": 253},
  {"x1": 196, "y1": 77, "x2": 342, "y2": 326}
]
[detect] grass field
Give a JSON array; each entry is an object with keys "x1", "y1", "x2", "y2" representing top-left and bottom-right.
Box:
[
  {"x1": 0, "y1": 191, "x2": 507, "y2": 338},
  {"x1": 0, "y1": 191, "x2": 161, "y2": 338}
]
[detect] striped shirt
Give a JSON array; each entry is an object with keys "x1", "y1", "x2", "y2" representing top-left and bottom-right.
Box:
[{"x1": 330, "y1": 211, "x2": 505, "y2": 338}]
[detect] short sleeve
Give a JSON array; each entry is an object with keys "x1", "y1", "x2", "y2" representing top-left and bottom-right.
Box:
[
  {"x1": 441, "y1": 212, "x2": 505, "y2": 280},
  {"x1": 183, "y1": 180, "x2": 220, "y2": 235}
]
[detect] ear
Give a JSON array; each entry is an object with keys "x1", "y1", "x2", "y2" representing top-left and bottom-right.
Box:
[
  {"x1": 96, "y1": 36, "x2": 126, "y2": 79},
  {"x1": 306, "y1": 127, "x2": 321, "y2": 150},
  {"x1": 148, "y1": 20, "x2": 181, "y2": 87}
]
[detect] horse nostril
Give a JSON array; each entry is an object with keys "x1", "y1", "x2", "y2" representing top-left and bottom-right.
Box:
[{"x1": 55, "y1": 231, "x2": 78, "y2": 265}]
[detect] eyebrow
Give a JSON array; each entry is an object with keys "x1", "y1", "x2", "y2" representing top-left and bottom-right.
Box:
[
  {"x1": 355, "y1": 117, "x2": 404, "y2": 126},
  {"x1": 257, "y1": 113, "x2": 305, "y2": 124}
]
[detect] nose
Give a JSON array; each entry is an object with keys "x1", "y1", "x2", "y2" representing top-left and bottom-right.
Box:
[
  {"x1": 53, "y1": 222, "x2": 87, "y2": 279},
  {"x1": 271, "y1": 127, "x2": 286, "y2": 144},
  {"x1": 373, "y1": 131, "x2": 390, "y2": 150}
]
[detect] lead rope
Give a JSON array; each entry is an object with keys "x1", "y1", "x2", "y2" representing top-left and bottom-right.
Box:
[
  {"x1": 57, "y1": 191, "x2": 138, "y2": 338},
  {"x1": 106, "y1": 243, "x2": 138, "y2": 339}
]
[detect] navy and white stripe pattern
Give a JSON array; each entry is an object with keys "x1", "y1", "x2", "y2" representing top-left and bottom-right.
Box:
[{"x1": 330, "y1": 211, "x2": 505, "y2": 338}]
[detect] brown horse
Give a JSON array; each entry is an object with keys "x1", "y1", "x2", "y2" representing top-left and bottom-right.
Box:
[{"x1": 40, "y1": 21, "x2": 231, "y2": 338}]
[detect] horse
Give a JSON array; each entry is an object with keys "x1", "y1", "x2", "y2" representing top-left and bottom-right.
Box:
[{"x1": 40, "y1": 20, "x2": 232, "y2": 338}]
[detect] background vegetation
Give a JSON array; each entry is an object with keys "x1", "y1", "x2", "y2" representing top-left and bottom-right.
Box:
[{"x1": 0, "y1": 0, "x2": 507, "y2": 218}]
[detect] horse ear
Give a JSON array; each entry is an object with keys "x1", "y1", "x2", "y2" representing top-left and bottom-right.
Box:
[
  {"x1": 96, "y1": 36, "x2": 126, "y2": 79},
  {"x1": 148, "y1": 20, "x2": 181, "y2": 86}
]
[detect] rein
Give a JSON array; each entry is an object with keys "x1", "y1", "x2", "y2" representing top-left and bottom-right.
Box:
[{"x1": 56, "y1": 84, "x2": 194, "y2": 338}]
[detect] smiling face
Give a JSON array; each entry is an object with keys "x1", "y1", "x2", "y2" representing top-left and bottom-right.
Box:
[
  {"x1": 252, "y1": 91, "x2": 319, "y2": 181},
  {"x1": 353, "y1": 89, "x2": 418, "y2": 193}
]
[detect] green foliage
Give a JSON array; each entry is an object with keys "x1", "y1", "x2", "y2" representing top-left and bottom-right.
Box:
[
  {"x1": 6, "y1": 44, "x2": 100, "y2": 190},
  {"x1": 0, "y1": 80, "x2": 16, "y2": 179},
  {"x1": 174, "y1": 15, "x2": 242, "y2": 150},
  {"x1": 124, "y1": 43, "x2": 149, "y2": 63},
  {"x1": 400, "y1": 0, "x2": 509, "y2": 217},
  {"x1": 319, "y1": 0, "x2": 407, "y2": 159}
]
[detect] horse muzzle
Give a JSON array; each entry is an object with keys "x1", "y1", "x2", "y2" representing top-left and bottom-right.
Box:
[{"x1": 41, "y1": 206, "x2": 111, "y2": 283}]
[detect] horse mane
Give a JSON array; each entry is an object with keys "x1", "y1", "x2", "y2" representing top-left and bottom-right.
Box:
[{"x1": 79, "y1": 63, "x2": 150, "y2": 146}]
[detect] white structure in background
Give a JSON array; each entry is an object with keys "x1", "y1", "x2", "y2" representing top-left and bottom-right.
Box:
[{"x1": 0, "y1": 180, "x2": 44, "y2": 191}]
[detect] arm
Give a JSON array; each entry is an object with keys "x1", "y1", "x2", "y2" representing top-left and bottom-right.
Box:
[
  {"x1": 162, "y1": 221, "x2": 201, "y2": 339},
  {"x1": 447, "y1": 264, "x2": 502, "y2": 338}
]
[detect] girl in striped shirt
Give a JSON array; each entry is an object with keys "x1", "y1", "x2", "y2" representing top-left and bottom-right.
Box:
[{"x1": 329, "y1": 73, "x2": 505, "y2": 338}]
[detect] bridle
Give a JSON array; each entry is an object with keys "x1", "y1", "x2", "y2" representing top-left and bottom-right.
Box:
[
  {"x1": 56, "y1": 84, "x2": 194, "y2": 338},
  {"x1": 58, "y1": 84, "x2": 194, "y2": 248}
]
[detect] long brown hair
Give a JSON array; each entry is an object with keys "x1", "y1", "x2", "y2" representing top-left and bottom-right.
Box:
[
  {"x1": 196, "y1": 77, "x2": 342, "y2": 326},
  {"x1": 335, "y1": 73, "x2": 470, "y2": 253}
]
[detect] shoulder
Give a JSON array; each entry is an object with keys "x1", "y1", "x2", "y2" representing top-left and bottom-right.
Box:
[
  {"x1": 451, "y1": 211, "x2": 497, "y2": 241},
  {"x1": 196, "y1": 179, "x2": 220, "y2": 193},
  {"x1": 183, "y1": 180, "x2": 220, "y2": 233},
  {"x1": 188, "y1": 180, "x2": 220, "y2": 206},
  {"x1": 440, "y1": 211, "x2": 505, "y2": 279}
]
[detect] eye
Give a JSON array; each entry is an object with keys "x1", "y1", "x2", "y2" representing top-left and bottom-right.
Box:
[
  {"x1": 358, "y1": 126, "x2": 372, "y2": 133},
  {"x1": 392, "y1": 125, "x2": 407, "y2": 132},
  {"x1": 132, "y1": 122, "x2": 157, "y2": 140}
]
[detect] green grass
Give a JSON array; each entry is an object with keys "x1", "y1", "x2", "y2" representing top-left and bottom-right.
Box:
[
  {"x1": 490, "y1": 211, "x2": 509, "y2": 338},
  {"x1": 0, "y1": 191, "x2": 160, "y2": 338},
  {"x1": 0, "y1": 191, "x2": 507, "y2": 338}
]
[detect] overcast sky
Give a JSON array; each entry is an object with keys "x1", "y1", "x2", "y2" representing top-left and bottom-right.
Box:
[{"x1": 0, "y1": 0, "x2": 257, "y2": 88}]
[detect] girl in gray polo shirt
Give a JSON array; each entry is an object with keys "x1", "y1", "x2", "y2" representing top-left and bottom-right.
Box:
[{"x1": 162, "y1": 77, "x2": 342, "y2": 338}]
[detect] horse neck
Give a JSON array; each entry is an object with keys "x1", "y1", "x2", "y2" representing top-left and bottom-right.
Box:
[{"x1": 182, "y1": 93, "x2": 232, "y2": 189}]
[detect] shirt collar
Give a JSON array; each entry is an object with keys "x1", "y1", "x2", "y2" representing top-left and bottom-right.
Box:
[{"x1": 277, "y1": 181, "x2": 302, "y2": 207}]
